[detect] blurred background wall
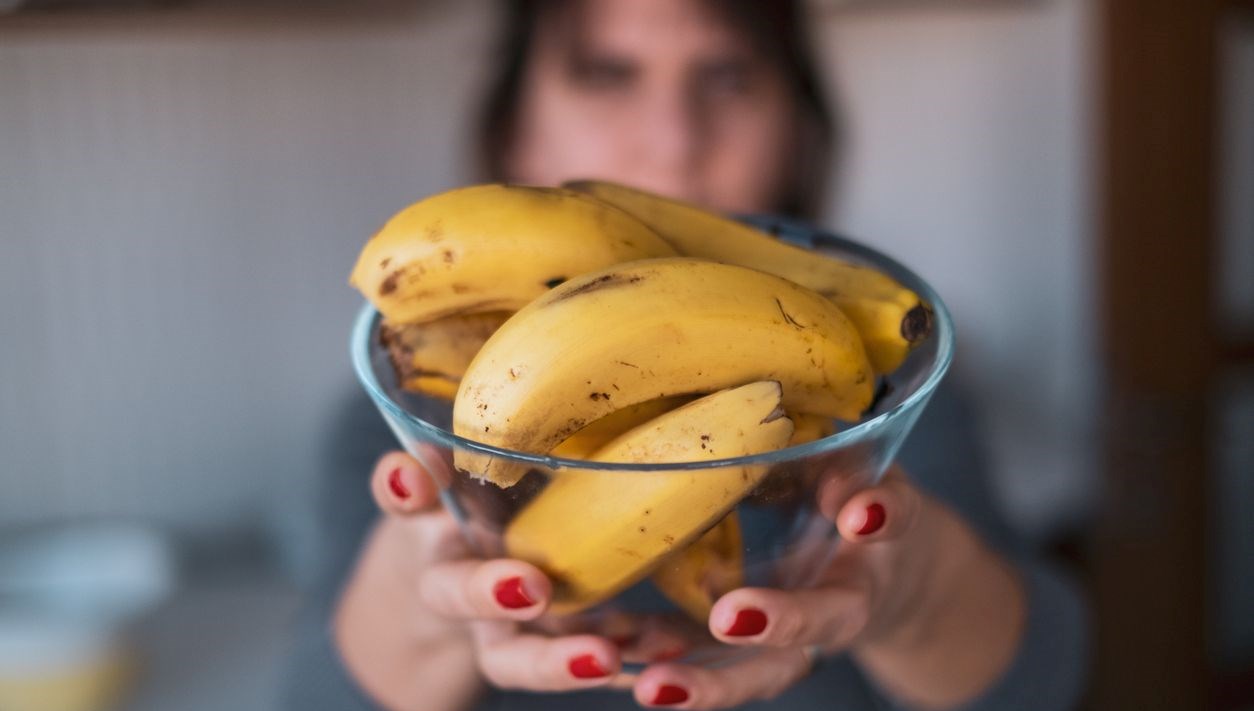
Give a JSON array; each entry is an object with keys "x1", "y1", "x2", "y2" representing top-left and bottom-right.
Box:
[{"x1": 0, "y1": 0, "x2": 1095, "y2": 548}]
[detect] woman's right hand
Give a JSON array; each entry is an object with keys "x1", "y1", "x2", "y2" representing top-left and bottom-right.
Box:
[{"x1": 333, "y1": 449, "x2": 624, "y2": 711}]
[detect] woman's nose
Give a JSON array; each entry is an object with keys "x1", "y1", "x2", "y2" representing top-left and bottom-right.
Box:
[{"x1": 628, "y1": 85, "x2": 705, "y2": 202}]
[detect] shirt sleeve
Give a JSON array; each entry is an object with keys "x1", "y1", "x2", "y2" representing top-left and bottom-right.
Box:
[
  {"x1": 885, "y1": 378, "x2": 1091, "y2": 711},
  {"x1": 279, "y1": 384, "x2": 395, "y2": 711}
]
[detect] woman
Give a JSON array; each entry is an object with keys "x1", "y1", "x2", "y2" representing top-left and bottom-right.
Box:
[{"x1": 284, "y1": 1, "x2": 1088, "y2": 709}]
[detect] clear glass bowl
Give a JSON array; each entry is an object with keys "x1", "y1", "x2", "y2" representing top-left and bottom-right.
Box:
[{"x1": 350, "y1": 215, "x2": 953, "y2": 667}]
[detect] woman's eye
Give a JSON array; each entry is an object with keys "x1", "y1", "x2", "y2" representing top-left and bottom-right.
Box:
[
  {"x1": 697, "y1": 62, "x2": 755, "y2": 97},
  {"x1": 567, "y1": 57, "x2": 637, "y2": 92}
]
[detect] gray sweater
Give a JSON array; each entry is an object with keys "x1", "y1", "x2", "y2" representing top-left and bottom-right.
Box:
[{"x1": 282, "y1": 378, "x2": 1089, "y2": 710}]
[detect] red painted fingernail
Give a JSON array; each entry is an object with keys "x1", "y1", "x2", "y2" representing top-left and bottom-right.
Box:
[
  {"x1": 610, "y1": 634, "x2": 636, "y2": 648},
  {"x1": 652, "y1": 684, "x2": 689, "y2": 705},
  {"x1": 387, "y1": 468, "x2": 411, "y2": 500},
  {"x1": 493, "y1": 577, "x2": 535, "y2": 609},
  {"x1": 568, "y1": 654, "x2": 609, "y2": 679},
  {"x1": 858, "y1": 503, "x2": 886, "y2": 536},
  {"x1": 725, "y1": 607, "x2": 768, "y2": 636}
]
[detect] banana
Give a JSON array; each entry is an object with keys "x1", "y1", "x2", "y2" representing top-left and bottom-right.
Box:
[
  {"x1": 565, "y1": 180, "x2": 932, "y2": 373},
  {"x1": 789, "y1": 412, "x2": 838, "y2": 446},
  {"x1": 380, "y1": 312, "x2": 512, "y2": 400},
  {"x1": 650, "y1": 411, "x2": 836, "y2": 621},
  {"x1": 651, "y1": 513, "x2": 744, "y2": 623},
  {"x1": 504, "y1": 382, "x2": 794, "y2": 614},
  {"x1": 550, "y1": 395, "x2": 695, "y2": 459},
  {"x1": 350, "y1": 184, "x2": 677, "y2": 324},
  {"x1": 453, "y1": 257, "x2": 874, "y2": 487}
]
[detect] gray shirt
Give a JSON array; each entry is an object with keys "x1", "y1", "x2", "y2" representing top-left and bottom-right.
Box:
[{"x1": 282, "y1": 378, "x2": 1089, "y2": 710}]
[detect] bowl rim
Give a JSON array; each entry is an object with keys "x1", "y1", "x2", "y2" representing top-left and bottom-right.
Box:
[{"x1": 350, "y1": 218, "x2": 954, "y2": 472}]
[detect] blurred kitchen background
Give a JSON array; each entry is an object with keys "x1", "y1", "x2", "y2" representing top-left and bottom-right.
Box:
[{"x1": 0, "y1": 0, "x2": 1250, "y2": 709}]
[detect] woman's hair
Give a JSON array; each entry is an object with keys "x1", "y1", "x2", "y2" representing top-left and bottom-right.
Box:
[{"x1": 475, "y1": 0, "x2": 837, "y2": 219}]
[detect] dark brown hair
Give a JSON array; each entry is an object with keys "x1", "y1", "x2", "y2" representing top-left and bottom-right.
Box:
[{"x1": 475, "y1": 0, "x2": 837, "y2": 219}]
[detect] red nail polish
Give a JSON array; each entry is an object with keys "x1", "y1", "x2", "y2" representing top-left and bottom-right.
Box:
[
  {"x1": 652, "y1": 684, "x2": 689, "y2": 705},
  {"x1": 857, "y1": 503, "x2": 886, "y2": 536},
  {"x1": 493, "y1": 576, "x2": 535, "y2": 609},
  {"x1": 725, "y1": 608, "x2": 768, "y2": 637},
  {"x1": 610, "y1": 634, "x2": 635, "y2": 648},
  {"x1": 387, "y1": 468, "x2": 411, "y2": 500},
  {"x1": 568, "y1": 654, "x2": 609, "y2": 679}
]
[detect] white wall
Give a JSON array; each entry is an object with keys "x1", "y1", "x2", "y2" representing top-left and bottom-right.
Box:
[
  {"x1": 0, "y1": 5, "x2": 495, "y2": 540},
  {"x1": 0, "y1": 0, "x2": 1096, "y2": 544},
  {"x1": 819, "y1": 0, "x2": 1097, "y2": 535}
]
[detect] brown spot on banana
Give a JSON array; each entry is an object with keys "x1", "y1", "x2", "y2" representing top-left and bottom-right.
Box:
[
  {"x1": 775, "y1": 297, "x2": 804, "y2": 329},
  {"x1": 545, "y1": 273, "x2": 645, "y2": 303},
  {"x1": 417, "y1": 300, "x2": 519, "y2": 320},
  {"x1": 902, "y1": 304, "x2": 934, "y2": 343},
  {"x1": 378, "y1": 268, "x2": 405, "y2": 296}
]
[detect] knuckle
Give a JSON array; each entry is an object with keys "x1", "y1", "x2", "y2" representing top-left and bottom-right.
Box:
[
  {"x1": 771, "y1": 607, "x2": 805, "y2": 646},
  {"x1": 539, "y1": 646, "x2": 583, "y2": 690}
]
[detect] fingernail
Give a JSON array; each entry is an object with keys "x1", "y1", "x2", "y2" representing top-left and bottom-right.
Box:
[
  {"x1": 387, "y1": 467, "x2": 411, "y2": 500},
  {"x1": 493, "y1": 576, "x2": 536, "y2": 609},
  {"x1": 652, "y1": 684, "x2": 689, "y2": 705},
  {"x1": 568, "y1": 654, "x2": 609, "y2": 679},
  {"x1": 610, "y1": 634, "x2": 636, "y2": 648},
  {"x1": 857, "y1": 502, "x2": 886, "y2": 536},
  {"x1": 725, "y1": 608, "x2": 768, "y2": 637}
]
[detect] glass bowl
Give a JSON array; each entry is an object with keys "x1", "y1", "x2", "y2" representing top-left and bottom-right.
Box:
[{"x1": 350, "y1": 215, "x2": 953, "y2": 667}]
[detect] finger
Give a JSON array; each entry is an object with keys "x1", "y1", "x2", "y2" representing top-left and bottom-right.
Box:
[
  {"x1": 707, "y1": 585, "x2": 869, "y2": 650},
  {"x1": 418, "y1": 558, "x2": 552, "y2": 621},
  {"x1": 633, "y1": 647, "x2": 812, "y2": 709},
  {"x1": 620, "y1": 624, "x2": 692, "y2": 665},
  {"x1": 834, "y1": 467, "x2": 922, "y2": 543},
  {"x1": 370, "y1": 450, "x2": 440, "y2": 516},
  {"x1": 471, "y1": 623, "x2": 621, "y2": 691}
]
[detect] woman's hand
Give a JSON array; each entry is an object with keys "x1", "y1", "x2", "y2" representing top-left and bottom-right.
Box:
[
  {"x1": 333, "y1": 449, "x2": 623, "y2": 711},
  {"x1": 629, "y1": 467, "x2": 1027, "y2": 710}
]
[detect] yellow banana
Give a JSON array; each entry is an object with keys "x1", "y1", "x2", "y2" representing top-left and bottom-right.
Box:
[
  {"x1": 650, "y1": 513, "x2": 744, "y2": 623},
  {"x1": 565, "y1": 180, "x2": 931, "y2": 373},
  {"x1": 380, "y1": 312, "x2": 512, "y2": 400},
  {"x1": 504, "y1": 381, "x2": 794, "y2": 614},
  {"x1": 350, "y1": 184, "x2": 677, "y2": 323},
  {"x1": 453, "y1": 257, "x2": 874, "y2": 487},
  {"x1": 650, "y1": 411, "x2": 835, "y2": 622},
  {"x1": 789, "y1": 412, "x2": 837, "y2": 446},
  {"x1": 550, "y1": 395, "x2": 695, "y2": 459}
]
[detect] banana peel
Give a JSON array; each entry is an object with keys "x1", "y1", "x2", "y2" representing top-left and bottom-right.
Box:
[
  {"x1": 650, "y1": 412, "x2": 836, "y2": 622},
  {"x1": 504, "y1": 382, "x2": 794, "y2": 614},
  {"x1": 565, "y1": 179, "x2": 932, "y2": 373}
]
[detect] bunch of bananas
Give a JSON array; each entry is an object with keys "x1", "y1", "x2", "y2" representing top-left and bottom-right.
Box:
[{"x1": 350, "y1": 181, "x2": 931, "y2": 618}]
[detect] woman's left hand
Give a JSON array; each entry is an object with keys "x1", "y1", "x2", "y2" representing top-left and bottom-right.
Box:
[{"x1": 629, "y1": 467, "x2": 1027, "y2": 709}]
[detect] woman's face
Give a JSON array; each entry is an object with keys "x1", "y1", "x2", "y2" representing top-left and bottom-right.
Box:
[{"x1": 503, "y1": 0, "x2": 798, "y2": 214}]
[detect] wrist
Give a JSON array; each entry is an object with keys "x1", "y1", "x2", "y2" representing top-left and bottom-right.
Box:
[
  {"x1": 853, "y1": 502, "x2": 1026, "y2": 709},
  {"x1": 334, "y1": 520, "x2": 480, "y2": 711}
]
